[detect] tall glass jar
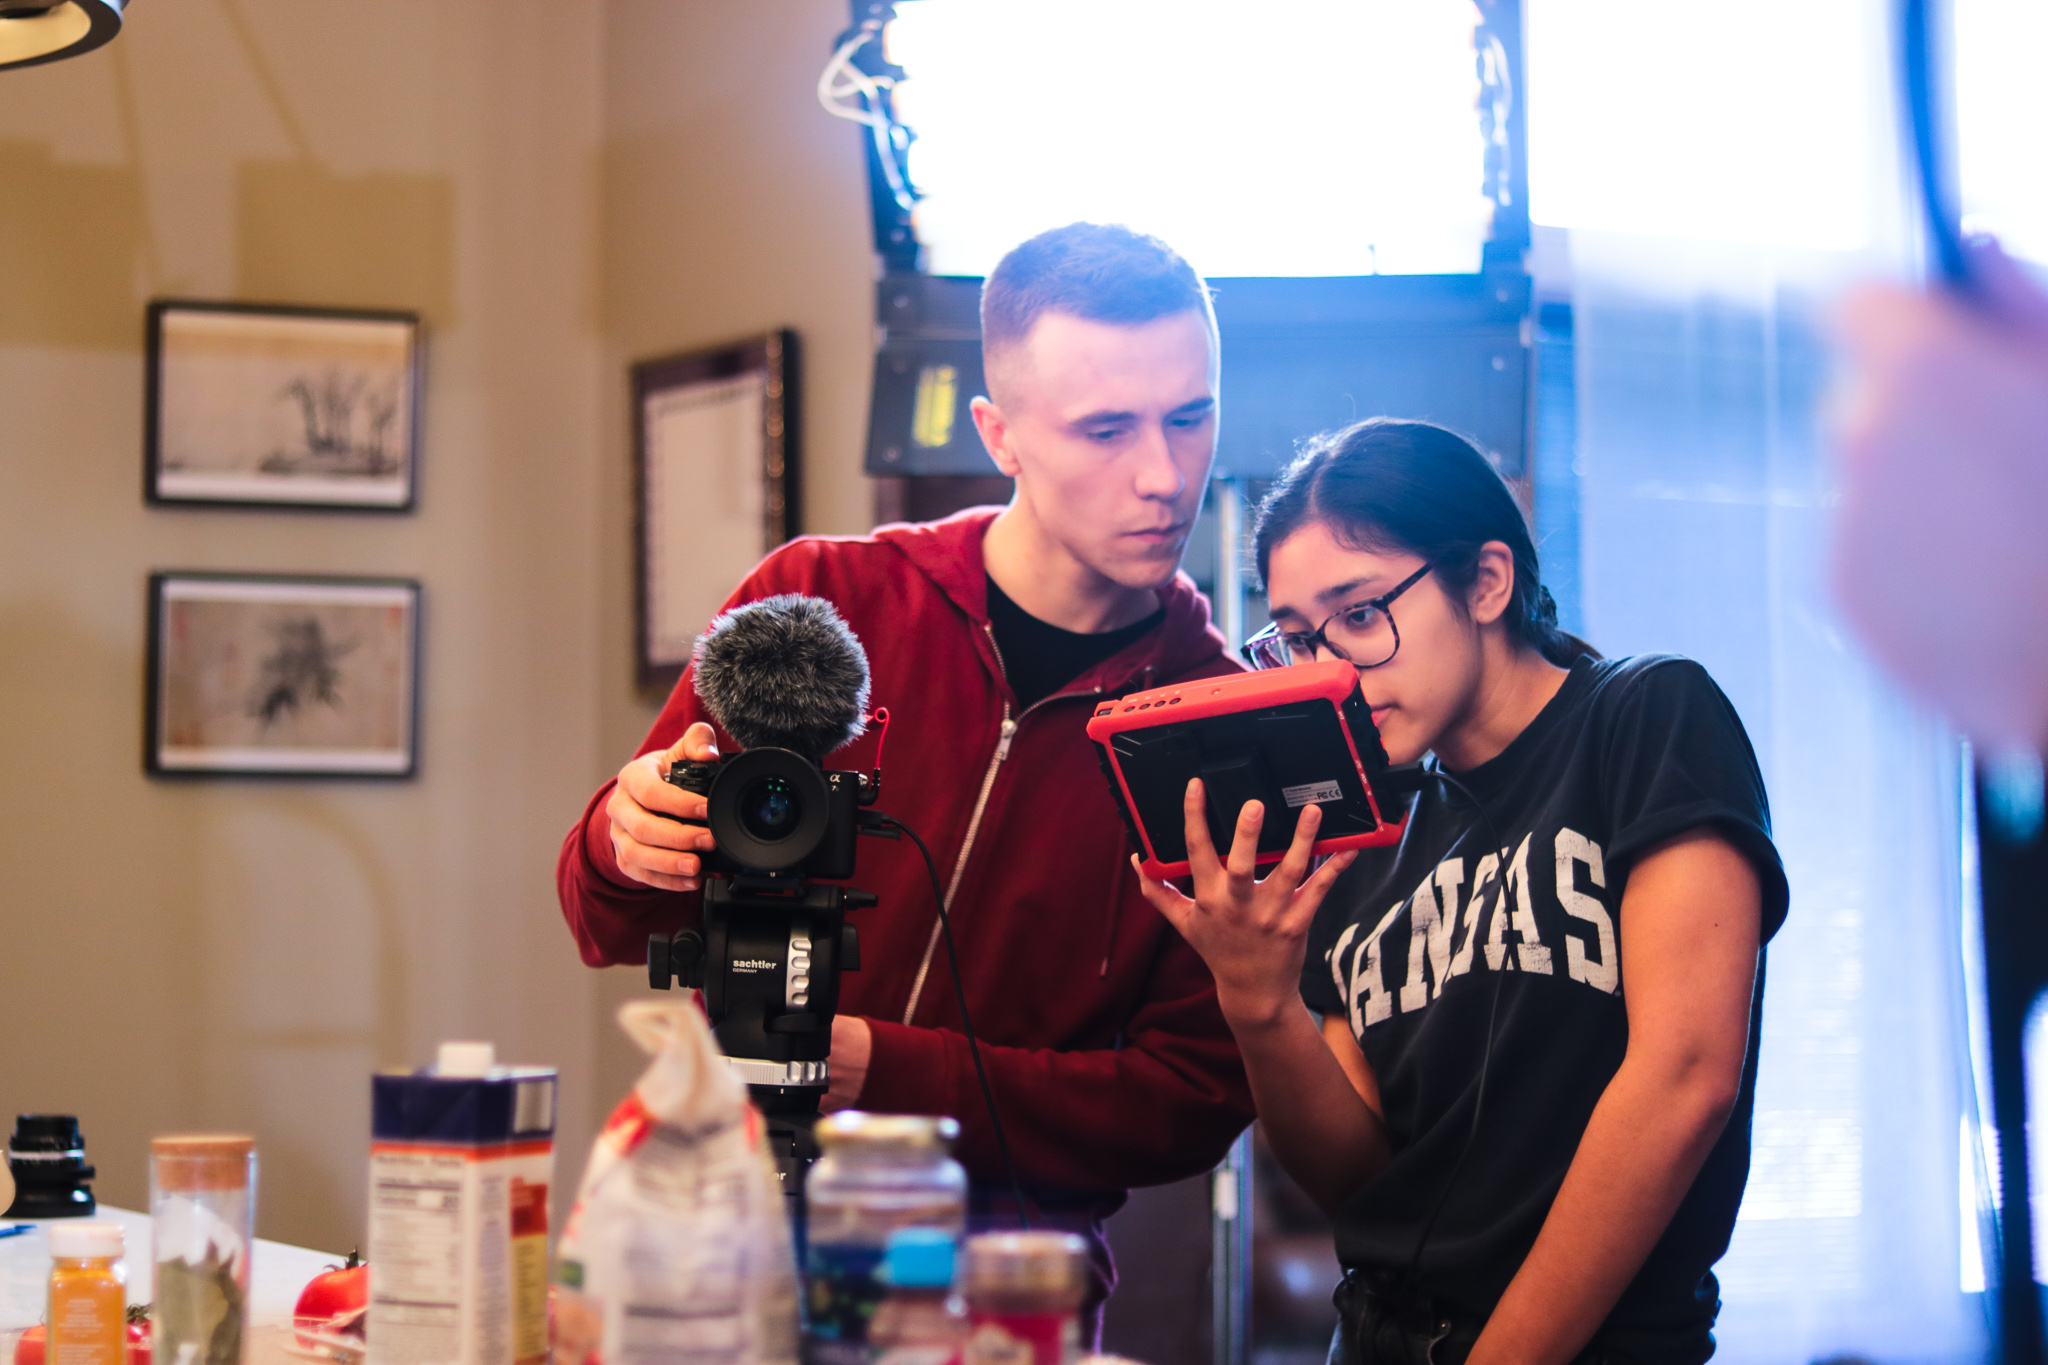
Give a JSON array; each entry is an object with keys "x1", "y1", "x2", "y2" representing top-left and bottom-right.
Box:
[
  {"x1": 150, "y1": 1135, "x2": 256, "y2": 1365},
  {"x1": 802, "y1": 1113, "x2": 966, "y2": 1365}
]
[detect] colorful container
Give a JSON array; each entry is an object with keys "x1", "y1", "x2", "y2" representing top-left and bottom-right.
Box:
[{"x1": 366, "y1": 1042, "x2": 556, "y2": 1365}]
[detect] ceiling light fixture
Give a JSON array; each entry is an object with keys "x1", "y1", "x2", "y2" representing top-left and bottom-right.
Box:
[{"x1": 0, "y1": 0, "x2": 126, "y2": 73}]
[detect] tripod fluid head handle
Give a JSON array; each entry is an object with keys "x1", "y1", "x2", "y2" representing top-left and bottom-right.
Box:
[{"x1": 647, "y1": 928, "x2": 706, "y2": 991}]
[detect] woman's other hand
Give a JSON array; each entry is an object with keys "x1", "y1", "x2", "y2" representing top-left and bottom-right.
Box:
[{"x1": 1134, "y1": 777, "x2": 1358, "y2": 1029}]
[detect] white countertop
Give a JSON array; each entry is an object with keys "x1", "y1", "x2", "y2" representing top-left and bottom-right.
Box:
[{"x1": 0, "y1": 1206, "x2": 336, "y2": 1333}]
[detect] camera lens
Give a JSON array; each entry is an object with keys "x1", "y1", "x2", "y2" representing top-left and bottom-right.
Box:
[
  {"x1": 739, "y1": 776, "x2": 802, "y2": 843},
  {"x1": 705, "y1": 748, "x2": 832, "y2": 872}
]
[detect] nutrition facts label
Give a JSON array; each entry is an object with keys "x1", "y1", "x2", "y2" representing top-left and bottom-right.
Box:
[
  {"x1": 368, "y1": 1141, "x2": 551, "y2": 1365},
  {"x1": 368, "y1": 1149, "x2": 467, "y2": 1365}
]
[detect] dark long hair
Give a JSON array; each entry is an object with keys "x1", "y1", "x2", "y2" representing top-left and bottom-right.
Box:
[{"x1": 1251, "y1": 419, "x2": 1587, "y2": 667}]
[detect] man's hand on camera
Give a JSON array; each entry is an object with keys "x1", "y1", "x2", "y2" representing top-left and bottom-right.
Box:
[
  {"x1": 606, "y1": 722, "x2": 720, "y2": 891},
  {"x1": 822, "y1": 1015, "x2": 871, "y2": 1112}
]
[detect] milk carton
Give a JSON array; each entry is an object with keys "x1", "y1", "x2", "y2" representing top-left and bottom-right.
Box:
[{"x1": 367, "y1": 1042, "x2": 558, "y2": 1365}]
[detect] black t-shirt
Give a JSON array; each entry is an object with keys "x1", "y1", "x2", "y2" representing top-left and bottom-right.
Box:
[
  {"x1": 1300, "y1": 655, "x2": 1790, "y2": 1342},
  {"x1": 984, "y1": 575, "x2": 1166, "y2": 711}
]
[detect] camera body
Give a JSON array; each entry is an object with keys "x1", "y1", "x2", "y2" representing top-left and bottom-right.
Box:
[
  {"x1": 1088, "y1": 660, "x2": 1417, "y2": 879},
  {"x1": 665, "y1": 747, "x2": 863, "y2": 882}
]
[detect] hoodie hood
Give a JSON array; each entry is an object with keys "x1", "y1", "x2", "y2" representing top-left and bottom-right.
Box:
[{"x1": 871, "y1": 505, "x2": 1238, "y2": 699}]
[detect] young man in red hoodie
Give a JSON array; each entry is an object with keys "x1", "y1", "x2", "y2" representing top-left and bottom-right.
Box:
[{"x1": 557, "y1": 223, "x2": 1249, "y2": 1330}]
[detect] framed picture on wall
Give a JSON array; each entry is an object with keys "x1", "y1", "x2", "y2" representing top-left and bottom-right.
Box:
[
  {"x1": 145, "y1": 300, "x2": 424, "y2": 510},
  {"x1": 146, "y1": 572, "x2": 422, "y2": 778},
  {"x1": 633, "y1": 330, "x2": 800, "y2": 693}
]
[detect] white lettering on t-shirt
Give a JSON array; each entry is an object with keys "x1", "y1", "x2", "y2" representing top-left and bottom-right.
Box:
[
  {"x1": 1400, "y1": 876, "x2": 1439, "y2": 1012},
  {"x1": 1427, "y1": 868, "x2": 1461, "y2": 999},
  {"x1": 1398, "y1": 860, "x2": 1468, "y2": 1011},
  {"x1": 1472, "y1": 850, "x2": 1505, "y2": 970},
  {"x1": 1502, "y1": 835, "x2": 1554, "y2": 975},
  {"x1": 1438, "y1": 858, "x2": 1474, "y2": 983},
  {"x1": 1330, "y1": 899, "x2": 1407, "y2": 1031},
  {"x1": 1332, "y1": 825, "x2": 1622, "y2": 1029},
  {"x1": 1353, "y1": 897, "x2": 1405, "y2": 1027},
  {"x1": 1480, "y1": 837, "x2": 1553, "y2": 974},
  {"x1": 1328, "y1": 922, "x2": 1359, "y2": 1024},
  {"x1": 1555, "y1": 827, "x2": 1619, "y2": 994}
]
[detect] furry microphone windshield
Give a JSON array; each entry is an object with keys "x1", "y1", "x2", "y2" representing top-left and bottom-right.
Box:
[{"x1": 691, "y1": 594, "x2": 871, "y2": 760}]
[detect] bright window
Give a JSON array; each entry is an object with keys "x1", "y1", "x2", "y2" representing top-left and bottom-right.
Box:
[
  {"x1": 1525, "y1": 0, "x2": 1878, "y2": 250},
  {"x1": 884, "y1": 0, "x2": 1495, "y2": 277},
  {"x1": 1956, "y1": 0, "x2": 2048, "y2": 263}
]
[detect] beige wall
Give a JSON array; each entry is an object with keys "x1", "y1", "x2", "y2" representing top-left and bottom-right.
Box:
[
  {"x1": 586, "y1": 0, "x2": 878, "y2": 1105},
  {"x1": 0, "y1": 0, "x2": 875, "y2": 1254},
  {"x1": 596, "y1": 0, "x2": 875, "y2": 762}
]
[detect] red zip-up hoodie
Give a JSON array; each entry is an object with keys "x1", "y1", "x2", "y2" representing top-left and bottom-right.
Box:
[{"x1": 557, "y1": 508, "x2": 1253, "y2": 1204}]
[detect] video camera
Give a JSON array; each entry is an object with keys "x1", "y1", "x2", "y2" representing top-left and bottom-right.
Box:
[
  {"x1": 648, "y1": 748, "x2": 880, "y2": 1090},
  {"x1": 642, "y1": 595, "x2": 893, "y2": 1213}
]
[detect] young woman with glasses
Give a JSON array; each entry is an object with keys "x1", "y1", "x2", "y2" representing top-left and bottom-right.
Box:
[{"x1": 1137, "y1": 420, "x2": 1789, "y2": 1365}]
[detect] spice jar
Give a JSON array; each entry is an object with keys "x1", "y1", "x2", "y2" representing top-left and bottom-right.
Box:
[
  {"x1": 47, "y1": 1222, "x2": 126, "y2": 1365},
  {"x1": 151, "y1": 1136, "x2": 256, "y2": 1365},
  {"x1": 961, "y1": 1232, "x2": 1089, "y2": 1365},
  {"x1": 803, "y1": 1113, "x2": 967, "y2": 1365}
]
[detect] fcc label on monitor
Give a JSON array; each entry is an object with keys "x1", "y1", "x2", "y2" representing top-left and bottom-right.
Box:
[{"x1": 1282, "y1": 781, "x2": 1344, "y2": 808}]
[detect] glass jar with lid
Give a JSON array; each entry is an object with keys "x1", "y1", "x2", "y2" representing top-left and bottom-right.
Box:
[
  {"x1": 802, "y1": 1113, "x2": 967, "y2": 1365},
  {"x1": 150, "y1": 1135, "x2": 256, "y2": 1365},
  {"x1": 961, "y1": 1231, "x2": 1089, "y2": 1365}
]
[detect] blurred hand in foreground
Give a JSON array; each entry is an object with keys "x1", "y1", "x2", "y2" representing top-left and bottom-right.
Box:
[{"x1": 1831, "y1": 240, "x2": 2048, "y2": 747}]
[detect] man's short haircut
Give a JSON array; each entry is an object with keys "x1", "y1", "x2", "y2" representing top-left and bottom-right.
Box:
[{"x1": 980, "y1": 223, "x2": 1215, "y2": 362}]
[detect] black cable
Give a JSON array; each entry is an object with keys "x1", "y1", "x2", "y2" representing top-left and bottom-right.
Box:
[
  {"x1": 872, "y1": 812, "x2": 1032, "y2": 1230},
  {"x1": 1396, "y1": 767, "x2": 1513, "y2": 1292}
]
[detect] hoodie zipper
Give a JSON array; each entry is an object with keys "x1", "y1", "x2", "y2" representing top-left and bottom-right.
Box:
[{"x1": 899, "y1": 624, "x2": 1121, "y2": 1025}]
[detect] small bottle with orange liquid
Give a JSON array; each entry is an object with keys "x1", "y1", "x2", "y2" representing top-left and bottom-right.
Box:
[{"x1": 46, "y1": 1222, "x2": 126, "y2": 1365}]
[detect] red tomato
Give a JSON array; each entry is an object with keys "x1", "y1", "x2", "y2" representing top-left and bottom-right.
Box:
[
  {"x1": 11, "y1": 1314, "x2": 144, "y2": 1365},
  {"x1": 293, "y1": 1251, "x2": 368, "y2": 1351}
]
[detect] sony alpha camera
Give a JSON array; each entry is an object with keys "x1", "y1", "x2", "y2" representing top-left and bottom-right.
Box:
[{"x1": 663, "y1": 749, "x2": 865, "y2": 882}]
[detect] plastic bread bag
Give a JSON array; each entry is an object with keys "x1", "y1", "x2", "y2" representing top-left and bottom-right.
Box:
[{"x1": 552, "y1": 1000, "x2": 799, "y2": 1365}]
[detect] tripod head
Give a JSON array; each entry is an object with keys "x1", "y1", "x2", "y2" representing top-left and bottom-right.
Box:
[
  {"x1": 649, "y1": 877, "x2": 876, "y2": 1088},
  {"x1": 648, "y1": 840, "x2": 890, "y2": 1232}
]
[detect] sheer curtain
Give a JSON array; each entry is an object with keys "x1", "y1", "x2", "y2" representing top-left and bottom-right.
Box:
[
  {"x1": 1565, "y1": 238, "x2": 1983, "y2": 1364},
  {"x1": 1529, "y1": 3, "x2": 1988, "y2": 1360}
]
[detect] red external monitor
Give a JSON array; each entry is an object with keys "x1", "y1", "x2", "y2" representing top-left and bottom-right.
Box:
[{"x1": 1087, "y1": 660, "x2": 1410, "y2": 881}]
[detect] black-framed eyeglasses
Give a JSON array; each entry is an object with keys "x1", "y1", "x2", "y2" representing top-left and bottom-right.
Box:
[{"x1": 1240, "y1": 563, "x2": 1432, "y2": 671}]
